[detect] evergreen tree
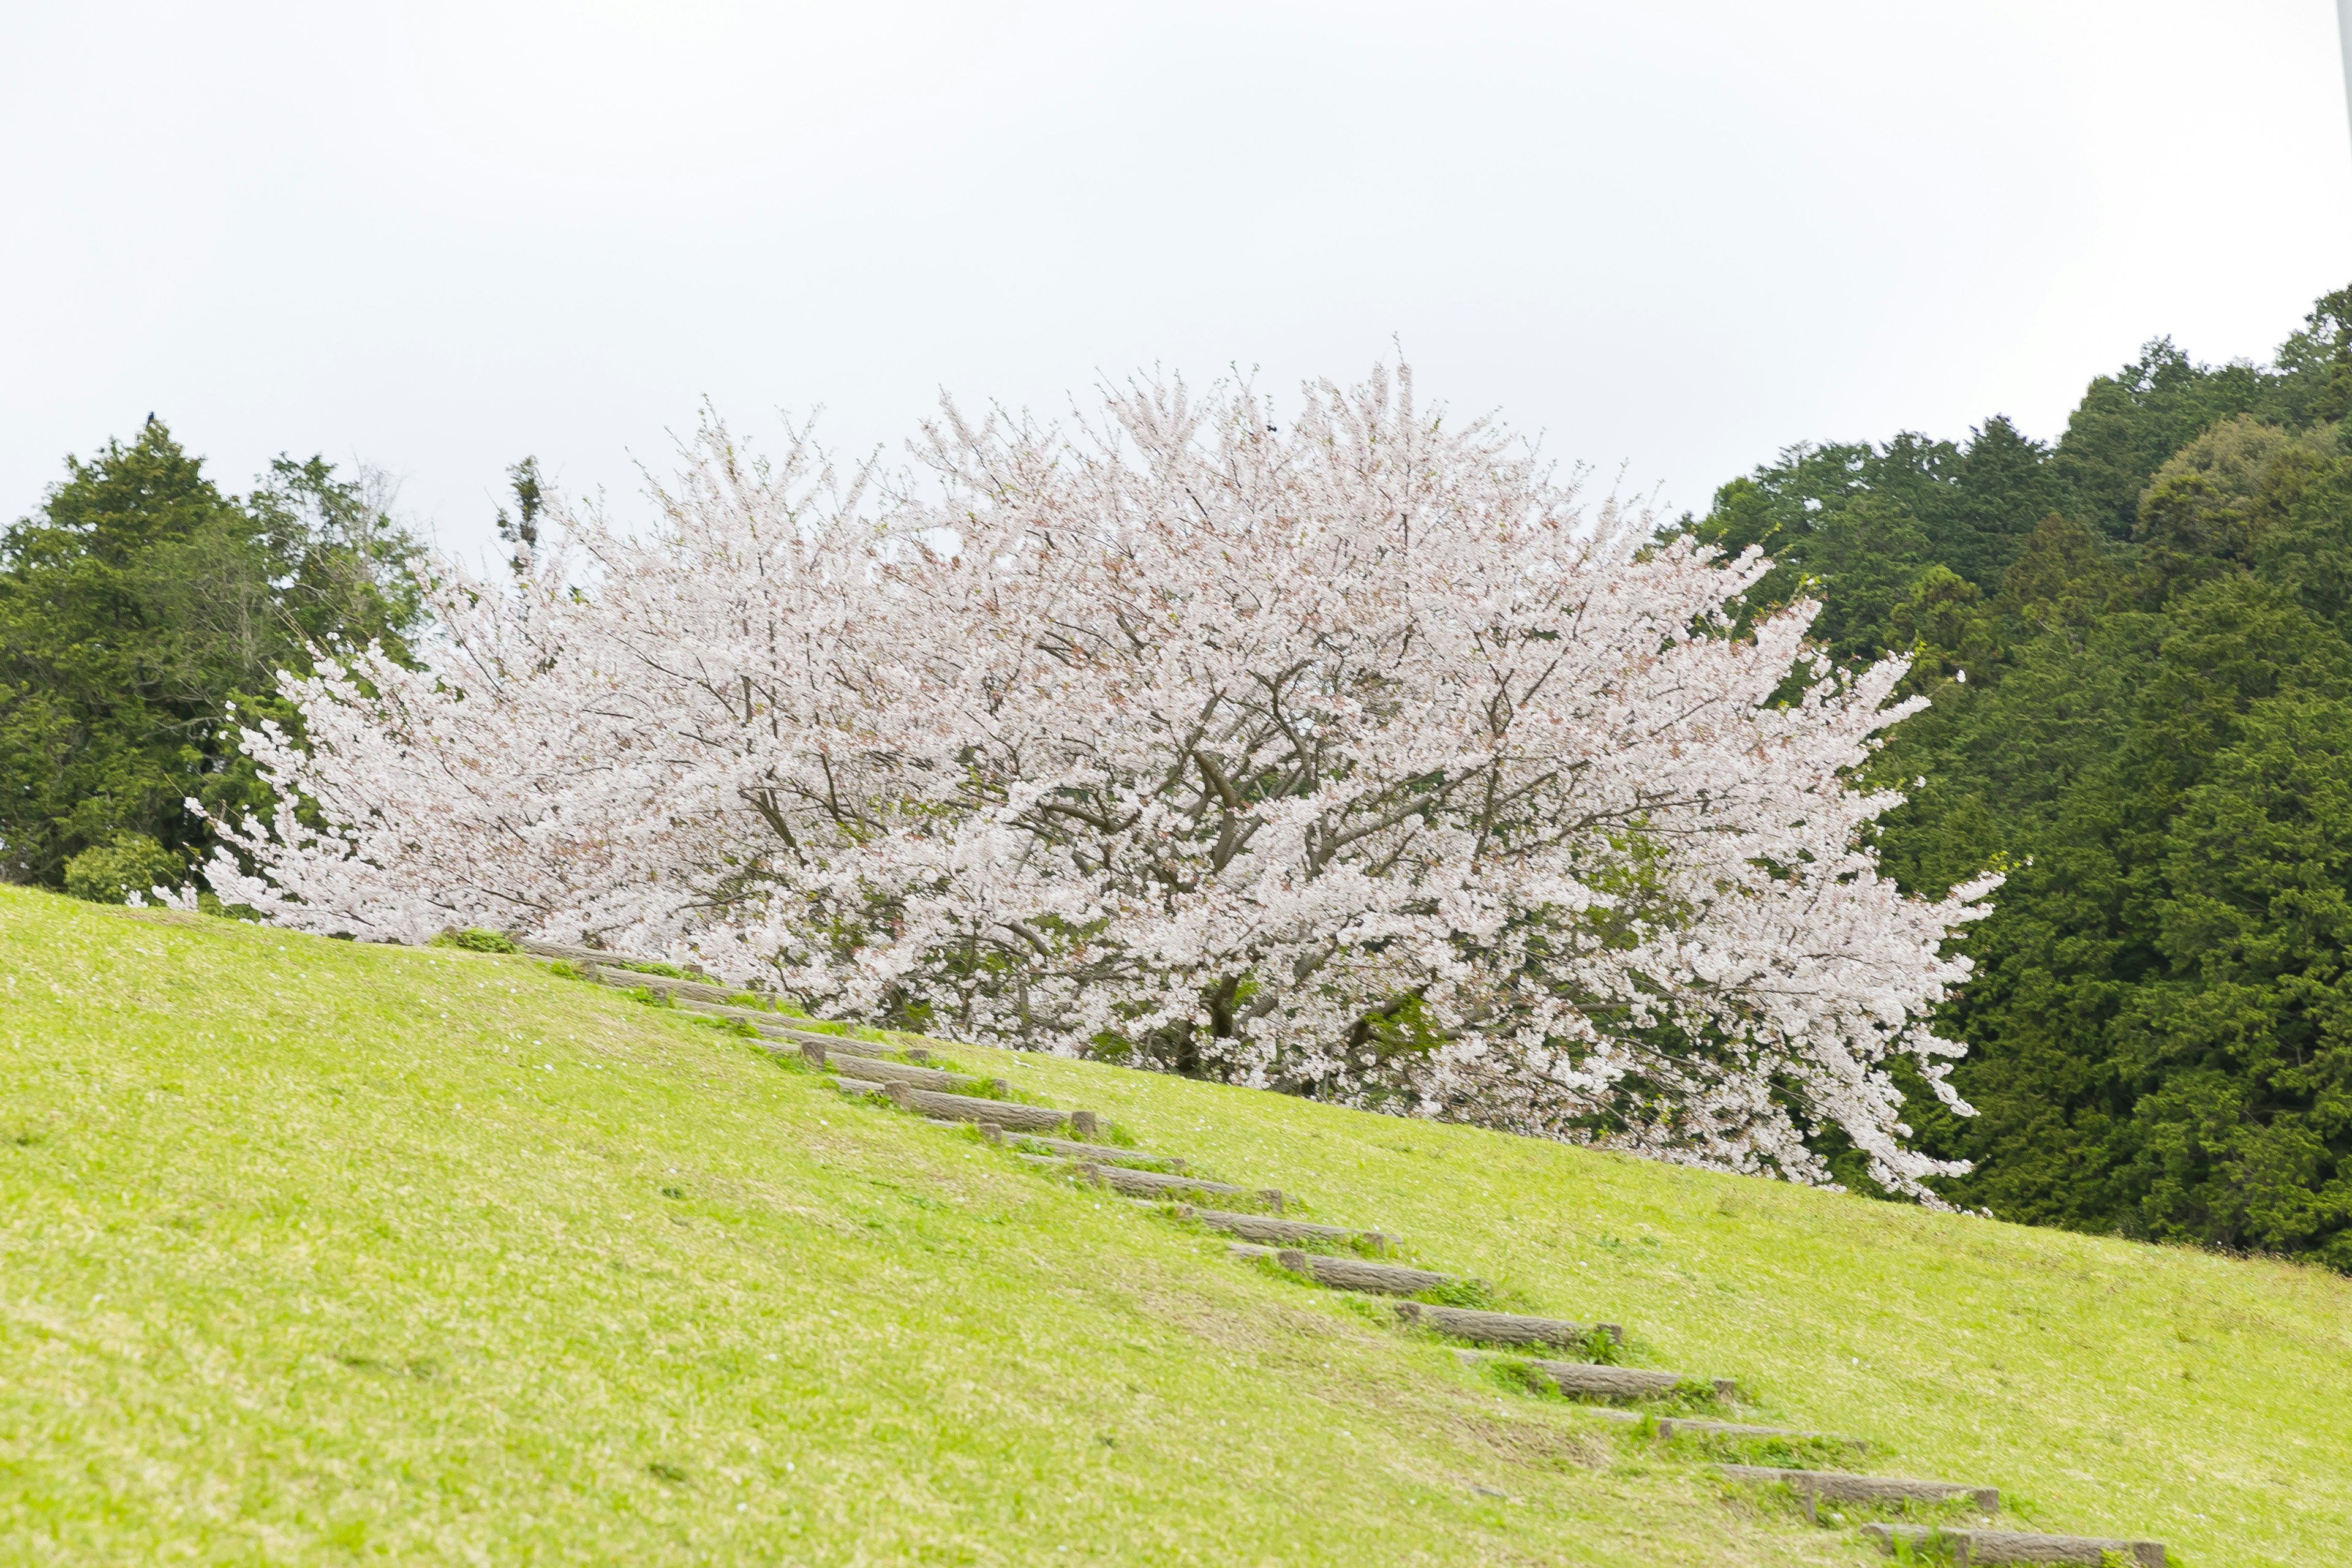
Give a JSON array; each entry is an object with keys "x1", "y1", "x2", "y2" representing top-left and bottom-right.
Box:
[
  {"x1": 0, "y1": 420, "x2": 420, "y2": 896},
  {"x1": 1689, "y1": 283, "x2": 2352, "y2": 1268}
]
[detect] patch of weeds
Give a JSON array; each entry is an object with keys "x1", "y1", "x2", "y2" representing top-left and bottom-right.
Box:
[
  {"x1": 761, "y1": 1044, "x2": 817, "y2": 1074},
  {"x1": 940, "y1": 1076, "x2": 1041, "y2": 1105},
  {"x1": 1408, "y1": 1278, "x2": 1502, "y2": 1311},
  {"x1": 661, "y1": 1186, "x2": 685, "y2": 1199},
  {"x1": 1715, "y1": 1474, "x2": 1814, "y2": 1526},
  {"x1": 1884, "y1": 1529, "x2": 1963, "y2": 1566},
  {"x1": 1098, "y1": 1121, "x2": 1142, "y2": 1148},
  {"x1": 542, "y1": 960, "x2": 592, "y2": 981},
  {"x1": 624, "y1": 986, "x2": 673, "y2": 1008},
  {"x1": 1537, "y1": 1373, "x2": 1732, "y2": 1420},
  {"x1": 1663, "y1": 1429, "x2": 1867, "y2": 1469},
  {"x1": 1247, "y1": 1251, "x2": 1309, "y2": 1287},
  {"x1": 7, "y1": 1129, "x2": 47, "y2": 1148},
  {"x1": 1615, "y1": 1377, "x2": 1733, "y2": 1417},
  {"x1": 1478, "y1": 1356, "x2": 1558, "y2": 1397},
  {"x1": 646, "y1": 1461, "x2": 689, "y2": 1485},
  {"x1": 429, "y1": 928, "x2": 519, "y2": 954}
]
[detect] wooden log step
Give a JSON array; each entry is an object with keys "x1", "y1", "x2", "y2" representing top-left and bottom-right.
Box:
[
  {"x1": 588, "y1": 965, "x2": 740, "y2": 1006},
  {"x1": 1719, "y1": 1464, "x2": 1996, "y2": 1513},
  {"x1": 796, "y1": 1046, "x2": 962, "y2": 1090},
  {"x1": 1072, "y1": 1163, "x2": 1283, "y2": 1211},
  {"x1": 1231, "y1": 1243, "x2": 1452, "y2": 1295},
  {"x1": 835, "y1": 1076, "x2": 886, "y2": 1095},
  {"x1": 782, "y1": 1027, "x2": 929, "y2": 1061},
  {"x1": 631, "y1": 993, "x2": 937, "y2": 1063},
  {"x1": 1575, "y1": 1408, "x2": 1825, "y2": 1439},
  {"x1": 658, "y1": 995, "x2": 838, "y2": 1040},
  {"x1": 627, "y1": 990, "x2": 792, "y2": 1028},
  {"x1": 1454, "y1": 1348, "x2": 1732, "y2": 1400},
  {"x1": 1392, "y1": 1300, "x2": 1620, "y2": 1348},
  {"x1": 1861, "y1": 1525, "x2": 2163, "y2": 1566},
  {"x1": 886, "y1": 1083, "x2": 1078, "y2": 1134},
  {"x1": 1540, "y1": 1358, "x2": 1733, "y2": 1401},
  {"x1": 994, "y1": 1131, "x2": 1183, "y2": 1170},
  {"x1": 1177, "y1": 1205, "x2": 1384, "y2": 1248},
  {"x1": 516, "y1": 937, "x2": 714, "y2": 976}
]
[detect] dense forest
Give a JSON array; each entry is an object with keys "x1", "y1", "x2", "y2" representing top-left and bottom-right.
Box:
[
  {"x1": 12, "y1": 289, "x2": 2352, "y2": 1269},
  {"x1": 1688, "y1": 284, "x2": 2352, "y2": 1269}
]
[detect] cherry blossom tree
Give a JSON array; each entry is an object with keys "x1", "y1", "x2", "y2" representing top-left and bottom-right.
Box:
[{"x1": 197, "y1": 368, "x2": 1996, "y2": 1195}]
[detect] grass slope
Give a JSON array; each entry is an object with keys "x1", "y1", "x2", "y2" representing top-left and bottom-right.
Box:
[{"x1": 1, "y1": 889, "x2": 2344, "y2": 1566}]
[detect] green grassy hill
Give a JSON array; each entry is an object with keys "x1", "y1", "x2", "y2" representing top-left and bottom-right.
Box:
[{"x1": 2, "y1": 888, "x2": 2345, "y2": 1565}]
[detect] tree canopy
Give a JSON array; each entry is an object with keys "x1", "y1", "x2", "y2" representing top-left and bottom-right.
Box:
[{"x1": 0, "y1": 420, "x2": 421, "y2": 899}]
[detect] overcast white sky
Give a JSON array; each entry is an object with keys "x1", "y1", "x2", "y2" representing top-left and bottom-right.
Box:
[{"x1": 6, "y1": 1, "x2": 2350, "y2": 562}]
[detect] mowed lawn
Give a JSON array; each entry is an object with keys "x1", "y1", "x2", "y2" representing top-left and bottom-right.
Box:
[{"x1": 1, "y1": 888, "x2": 2345, "y2": 1564}]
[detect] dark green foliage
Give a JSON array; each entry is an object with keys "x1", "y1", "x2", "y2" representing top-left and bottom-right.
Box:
[
  {"x1": 0, "y1": 420, "x2": 421, "y2": 894},
  {"x1": 430, "y1": 929, "x2": 522, "y2": 954},
  {"x1": 61, "y1": 833, "x2": 186, "y2": 905},
  {"x1": 1694, "y1": 283, "x2": 2352, "y2": 1268},
  {"x1": 1688, "y1": 417, "x2": 2066, "y2": 666}
]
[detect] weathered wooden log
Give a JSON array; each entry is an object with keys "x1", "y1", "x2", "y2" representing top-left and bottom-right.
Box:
[
  {"x1": 1574, "y1": 1408, "x2": 1822, "y2": 1439},
  {"x1": 1392, "y1": 1300, "x2": 1619, "y2": 1348},
  {"x1": 1230, "y1": 1243, "x2": 1452, "y2": 1295},
  {"x1": 1540, "y1": 1359, "x2": 1732, "y2": 1400},
  {"x1": 691, "y1": 1005, "x2": 832, "y2": 1046},
  {"x1": 589, "y1": 966, "x2": 741, "y2": 1006},
  {"x1": 1178, "y1": 1206, "x2": 1381, "y2": 1246},
  {"x1": 640, "y1": 992, "x2": 931, "y2": 1059},
  {"x1": 1073, "y1": 1163, "x2": 1283, "y2": 1210},
  {"x1": 985, "y1": 1131, "x2": 1184, "y2": 1170},
  {"x1": 516, "y1": 937, "x2": 716, "y2": 977},
  {"x1": 1861, "y1": 1525, "x2": 2163, "y2": 1567},
  {"x1": 1454, "y1": 1349, "x2": 1732, "y2": 1400},
  {"x1": 799, "y1": 1046, "x2": 960, "y2": 1089},
  {"x1": 795, "y1": 1030, "x2": 898, "y2": 1058},
  {"x1": 886, "y1": 1083, "x2": 1071, "y2": 1133},
  {"x1": 1720, "y1": 1464, "x2": 1996, "y2": 1513},
  {"x1": 835, "y1": 1076, "x2": 886, "y2": 1095}
]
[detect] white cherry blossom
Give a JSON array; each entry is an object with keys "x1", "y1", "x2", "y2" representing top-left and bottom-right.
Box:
[{"x1": 199, "y1": 368, "x2": 1995, "y2": 1196}]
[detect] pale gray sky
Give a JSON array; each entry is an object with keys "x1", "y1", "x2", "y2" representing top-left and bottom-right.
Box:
[{"x1": 6, "y1": 1, "x2": 2350, "y2": 562}]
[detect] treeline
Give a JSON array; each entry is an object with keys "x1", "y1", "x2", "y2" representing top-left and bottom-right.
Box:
[
  {"x1": 0, "y1": 421, "x2": 422, "y2": 901},
  {"x1": 1686, "y1": 285, "x2": 2352, "y2": 1270}
]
